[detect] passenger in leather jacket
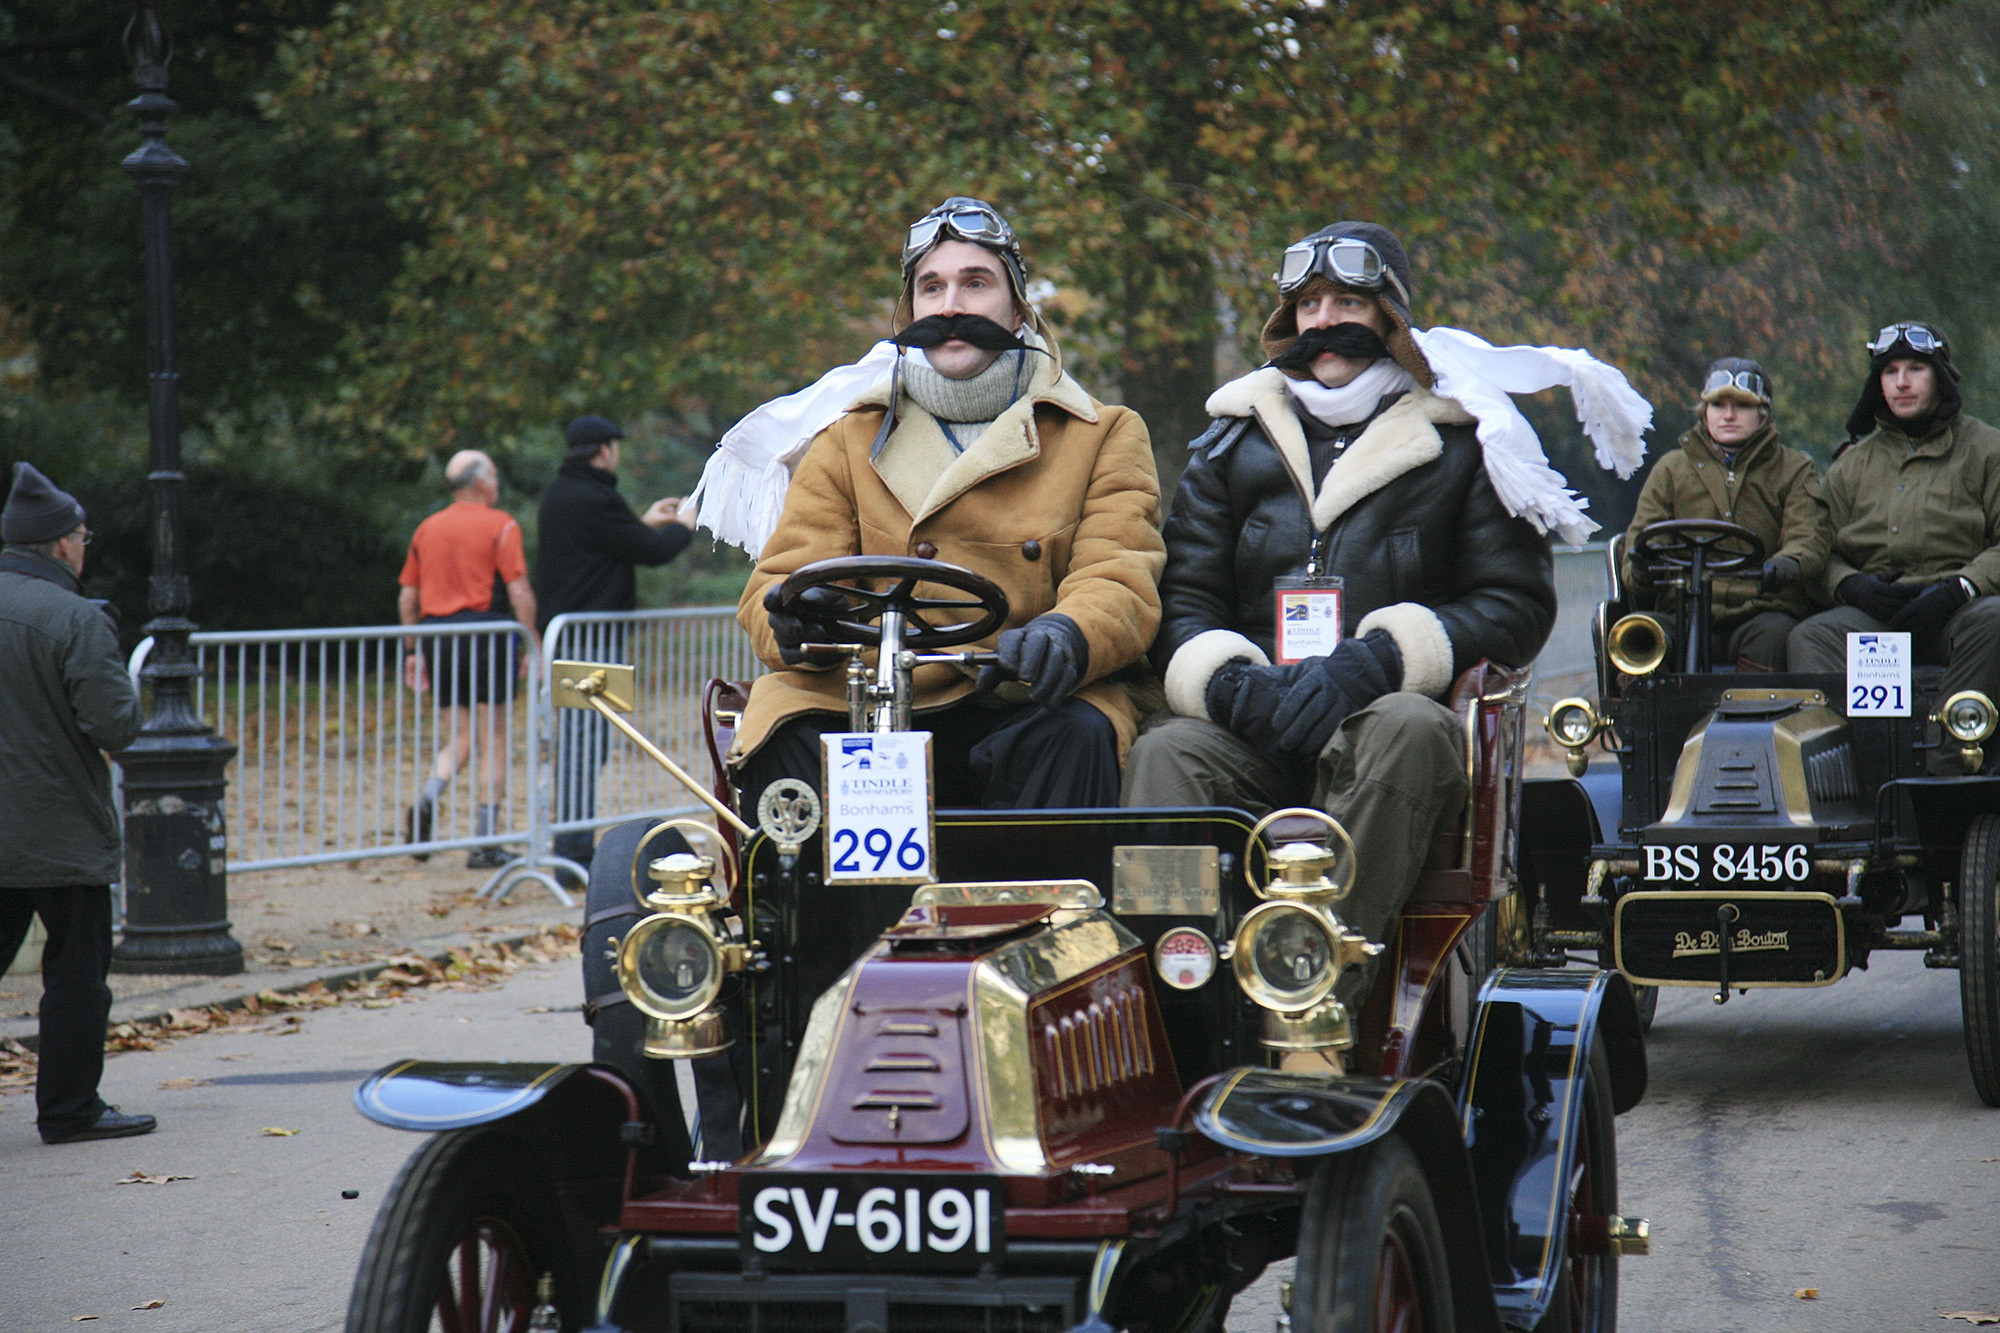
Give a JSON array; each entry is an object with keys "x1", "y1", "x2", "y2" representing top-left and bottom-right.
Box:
[{"x1": 1123, "y1": 221, "x2": 1557, "y2": 982}]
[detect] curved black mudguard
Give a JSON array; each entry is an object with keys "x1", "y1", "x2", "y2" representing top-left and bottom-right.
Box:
[
  {"x1": 1462, "y1": 967, "x2": 1646, "y2": 1330},
  {"x1": 1191, "y1": 1068, "x2": 1506, "y2": 1333},
  {"x1": 354, "y1": 1060, "x2": 585, "y2": 1131}
]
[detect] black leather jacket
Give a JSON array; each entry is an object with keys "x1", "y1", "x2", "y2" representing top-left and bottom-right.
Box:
[{"x1": 1154, "y1": 371, "x2": 1556, "y2": 711}]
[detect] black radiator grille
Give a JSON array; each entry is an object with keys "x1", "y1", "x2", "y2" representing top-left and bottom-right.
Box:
[{"x1": 679, "y1": 1301, "x2": 843, "y2": 1333}]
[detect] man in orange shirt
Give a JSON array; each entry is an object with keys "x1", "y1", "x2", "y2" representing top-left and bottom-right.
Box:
[{"x1": 397, "y1": 450, "x2": 540, "y2": 868}]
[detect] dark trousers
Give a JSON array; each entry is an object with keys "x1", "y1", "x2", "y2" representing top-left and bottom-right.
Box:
[
  {"x1": 0, "y1": 886, "x2": 114, "y2": 1140},
  {"x1": 733, "y1": 694, "x2": 1122, "y2": 825},
  {"x1": 553, "y1": 707, "x2": 610, "y2": 866}
]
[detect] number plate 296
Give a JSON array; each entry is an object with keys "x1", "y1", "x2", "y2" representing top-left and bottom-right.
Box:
[
  {"x1": 741, "y1": 1173, "x2": 999, "y2": 1272},
  {"x1": 1641, "y1": 844, "x2": 1812, "y2": 884}
]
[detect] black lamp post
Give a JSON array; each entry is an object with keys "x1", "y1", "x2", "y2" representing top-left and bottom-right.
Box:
[{"x1": 110, "y1": 0, "x2": 243, "y2": 976}]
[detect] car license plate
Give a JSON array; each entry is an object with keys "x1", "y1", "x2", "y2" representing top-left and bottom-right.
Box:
[
  {"x1": 740, "y1": 1173, "x2": 1000, "y2": 1272},
  {"x1": 1638, "y1": 843, "x2": 1812, "y2": 885}
]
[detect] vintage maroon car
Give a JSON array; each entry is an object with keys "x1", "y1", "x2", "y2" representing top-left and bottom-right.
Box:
[{"x1": 345, "y1": 557, "x2": 1648, "y2": 1333}]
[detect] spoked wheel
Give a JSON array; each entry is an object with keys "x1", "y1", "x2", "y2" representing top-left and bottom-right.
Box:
[
  {"x1": 1957, "y1": 813, "x2": 2000, "y2": 1106},
  {"x1": 1537, "y1": 1038, "x2": 1619, "y2": 1332},
  {"x1": 1293, "y1": 1135, "x2": 1453, "y2": 1332},
  {"x1": 346, "y1": 1128, "x2": 577, "y2": 1333}
]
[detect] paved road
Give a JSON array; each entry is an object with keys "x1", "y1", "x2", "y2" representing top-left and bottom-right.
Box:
[
  {"x1": 5, "y1": 949, "x2": 1996, "y2": 1332},
  {"x1": 0, "y1": 959, "x2": 592, "y2": 1333}
]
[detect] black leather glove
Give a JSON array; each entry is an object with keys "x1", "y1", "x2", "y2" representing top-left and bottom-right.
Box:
[
  {"x1": 763, "y1": 582, "x2": 850, "y2": 666},
  {"x1": 1758, "y1": 555, "x2": 1800, "y2": 594},
  {"x1": 1205, "y1": 660, "x2": 1306, "y2": 753},
  {"x1": 1837, "y1": 572, "x2": 1920, "y2": 625},
  {"x1": 1889, "y1": 579, "x2": 1972, "y2": 638},
  {"x1": 976, "y1": 613, "x2": 1089, "y2": 707},
  {"x1": 1269, "y1": 630, "x2": 1404, "y2": 757}
]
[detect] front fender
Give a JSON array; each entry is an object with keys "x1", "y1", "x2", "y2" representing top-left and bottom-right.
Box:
[
  {"x1": 1189, "y1": 1068, "x2": 1425, "y2": 1157},
  {"x1": 354, "y1": 1060, "x2": 585, "y2": 1131},
  {"x1": 1462, "y1": 967, "x2": 1645, "y2": 1330}
]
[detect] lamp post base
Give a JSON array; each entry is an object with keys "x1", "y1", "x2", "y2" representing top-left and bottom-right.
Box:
[{"x1": 112, "y1": 725, "x2": 242, "y2": 977}]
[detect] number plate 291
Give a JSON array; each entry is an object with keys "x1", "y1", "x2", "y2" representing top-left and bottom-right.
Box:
[
  {"x1": 1641, "y1": 844, "x2": 1812, "y2": 884},
  {"x1": 741, "y1": 1173, "x2": 999, "y2": 1272}
]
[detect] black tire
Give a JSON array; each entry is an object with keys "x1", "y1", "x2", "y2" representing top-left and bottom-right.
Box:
[
  {"x1": 346, "y1": 1129, "x2": 580, "y2": 1333},
  {"x1": 1534, "y1": 1037, "x2": 1618, "y2": 1333},
  {"x1": 1958, "y1": 812, "x2": 2000, "y2": 1106},
  {"x1": 1293, "y1": 1135, "x2": 1454, "y2": 1333}
]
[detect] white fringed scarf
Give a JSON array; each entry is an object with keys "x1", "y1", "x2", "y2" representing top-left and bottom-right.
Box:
[{"x1": 691, "y1": 324, "x2": 1652, "y2": 556}]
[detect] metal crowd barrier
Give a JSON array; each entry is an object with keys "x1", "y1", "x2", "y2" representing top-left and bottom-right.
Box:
[
  {"x1": 533, "y1": 608, "x2": 764, "y2": 887},
  {"x1": 122, "y1": 608, "x2": 754, "y2": 908}
]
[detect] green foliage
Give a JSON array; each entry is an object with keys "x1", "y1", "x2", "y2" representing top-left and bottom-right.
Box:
[{"x1": 0, "y1": 391, "x2": 410, "y2": 637}]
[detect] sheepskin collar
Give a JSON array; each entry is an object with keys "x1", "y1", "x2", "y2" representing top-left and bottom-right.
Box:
[
  {"x1": 1205, "y1": 366, "x2": 1475, "y2": 532},
  {"x1": 854, "y1": 348, "x2": 1099, "y2": 523}
]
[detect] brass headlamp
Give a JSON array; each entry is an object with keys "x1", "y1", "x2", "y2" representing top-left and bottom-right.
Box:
[
  {"x1": 1544, "y1": 697, "x2": 1603, "y2": 777},
  {"x1": 1935, "y1": 690, "x2": 1997, "y2": 774},
  {"x1": 615, "y1": 851, "x2": 751, "y2": 1058},
  {"x1": 1234, "y1": 810, "x2": 1381, "y2": 1071}
]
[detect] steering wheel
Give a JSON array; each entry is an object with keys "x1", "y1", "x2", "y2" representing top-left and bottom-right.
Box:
[
  {"x1": 774, "y1": 555, "x2": 1009, "y2": 651},
  {"x1": 1632, "y1": 519, "x2": 1765, "y2": 576}
]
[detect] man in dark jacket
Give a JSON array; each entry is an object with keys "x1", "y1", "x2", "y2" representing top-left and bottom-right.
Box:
[
  {"x1": 537, "y1": 415, "x2": 699, "y2": 869},
  {"x1": 1789, "y1": 323, "x2": 2000, "y2": 756},
  {"x1": 0, "y1": 462, "x2": 152, "y2": 1143},
  {"x1": 1124, "y1": 222, "x2": 1557, "y2": 983}
]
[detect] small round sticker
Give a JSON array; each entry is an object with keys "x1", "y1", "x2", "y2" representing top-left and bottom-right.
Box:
[{"x1": 1155, "y1": 927, "x2": 1217, "y2": 990}]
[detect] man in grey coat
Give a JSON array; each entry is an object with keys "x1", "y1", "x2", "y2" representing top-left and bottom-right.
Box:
[{"x1": 0, "y1": 462, "x2": 154, "y2": 1143}]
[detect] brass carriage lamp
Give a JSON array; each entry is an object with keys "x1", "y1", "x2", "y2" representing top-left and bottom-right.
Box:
[
  {"x1": 1936, "y1": 690, "x2": 1998, "y2": 774},
  {"x1": 1545, "y1": 697, "x2": 1604, "y2": 777},
  {"x1": 1234, "y1": 811, "x2": 1381, "y2": 1072},
  {"x1": 615, "y1": 851, "x2": 749, "y2": 1058}
]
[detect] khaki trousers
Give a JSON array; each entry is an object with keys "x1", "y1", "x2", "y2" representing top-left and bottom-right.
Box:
[{"x1": 1121, "y1": 692, "x2": 1469, "y2": 991}]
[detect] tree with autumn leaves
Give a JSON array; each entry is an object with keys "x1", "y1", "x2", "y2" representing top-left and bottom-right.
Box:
[{"x1": 278, "y1": 0, "x2": 1925, "y2": 482}]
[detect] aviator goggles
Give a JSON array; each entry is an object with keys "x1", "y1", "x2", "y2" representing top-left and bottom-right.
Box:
[
  {"x1": 1274, "y1": 236, "x2": 1411, "y2": 306},
  {"x1": 1702, "y1": 368, "x2": 1769, "y2": 402},
  {"x1": 902, "y1": 204, "x2": 1020, "y2": 278},
  {"x1": 1868, "y1": 322, "x2": 1948, "y2": 358}
]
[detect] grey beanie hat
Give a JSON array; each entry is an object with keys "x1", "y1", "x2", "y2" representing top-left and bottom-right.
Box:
[{"x1": 3, "y1": 462, "x2": 87, "y2": 545}]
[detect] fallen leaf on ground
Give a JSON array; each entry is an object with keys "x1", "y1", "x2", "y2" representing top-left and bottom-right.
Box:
[
  {"x1": 117, "y1": 1171, "x2": 193, "y2": 1185},
  {"x1": 1942, "y1": 1314, "x2": 2000, "y2": 1326},
  {"x1": 1794, "y1": 1289, "x2": 1819, "y2": 1300},
  {"x1": 159, "y1": 1077, "x2": 212, "y2": 1090},
  {"x1": 73, "y1": 1316, "x2": 99, "y2": 1322},
  {"x1": 132, "y1": 1300, "x2": 165, "y2": 1310},
  {"x1": 361, "y1": 999, "x2": 396, "y2": 1009},
  {"x1": 261, "y1": 1126, "x2": 300, "y2": 1136}
]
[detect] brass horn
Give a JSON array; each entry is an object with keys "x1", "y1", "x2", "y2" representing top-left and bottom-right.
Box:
[{"x1": 1607, "y1": 612, "x2": 1672, "y2": 677}]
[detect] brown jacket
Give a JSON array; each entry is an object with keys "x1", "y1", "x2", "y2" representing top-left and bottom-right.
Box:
[
  {"x1": 1623, "y1": 422, "x2": 1830, "y2": 624},
  {"x1": 732, "y1": 349, "x2": 1164, "y2": 762},
  {"x1": 1820, "y1": 412, "x2": 2000, "y2": 600}
]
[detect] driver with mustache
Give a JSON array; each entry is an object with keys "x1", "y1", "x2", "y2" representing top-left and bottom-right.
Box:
[
  {"x1": 732, "y1": 198, "x2": 1164, "y2": 826},
  {"x1": 1124, "y1": 221, "x2": 1556, "y2": 990}
]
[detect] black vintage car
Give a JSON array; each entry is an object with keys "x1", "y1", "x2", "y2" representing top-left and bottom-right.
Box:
[
  {"x1": 1536, "y1": 518, "x2": 2000, "y2": 1105},
  {"x1": 345, "y1": 557, "x2": 1649, "y2": 1333}
]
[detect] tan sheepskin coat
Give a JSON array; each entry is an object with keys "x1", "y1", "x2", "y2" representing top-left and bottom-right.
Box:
[{"x1": 731, "y1": 349, "x2": 1164, "y2": 763}]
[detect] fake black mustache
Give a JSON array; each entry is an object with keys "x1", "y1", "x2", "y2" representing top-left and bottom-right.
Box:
[
  {"x1": 1270, "y1": 322, "x2": 1391, "y2": 372},
  {"x1": 892, "y1": 314, "x2": 1037, "y2": 352}
]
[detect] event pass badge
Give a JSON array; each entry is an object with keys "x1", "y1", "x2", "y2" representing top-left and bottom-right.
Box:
[
  {"x1": 1274, "y1": 575, "x2": 1344, "y2": 664},
  {"x1": 822, "y1": 732, "x2": 935, "y2": 885},
  {"x1": 1845, "y1": 631, "x2": 1911, "y2": 716}
]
